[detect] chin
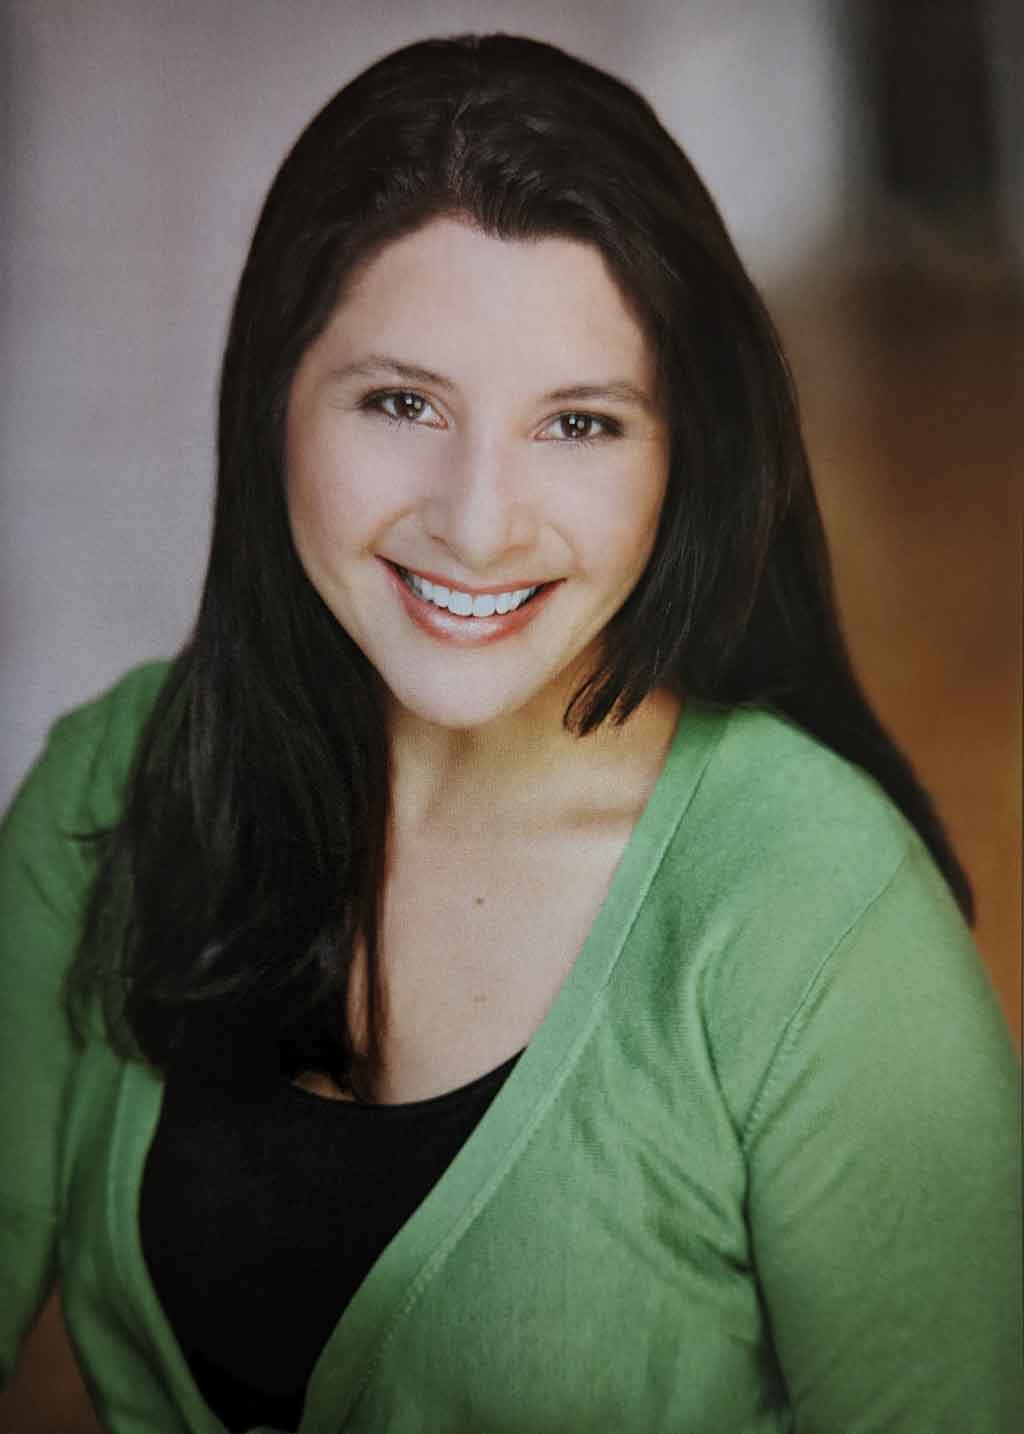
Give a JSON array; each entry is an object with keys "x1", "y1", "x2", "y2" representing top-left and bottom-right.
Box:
[
  {"x1": 392, "y1": 696, "x2": 528, "y2": 733},
  {"x1": 384, "y1": 673, "x2": 556, "y2": 733}
]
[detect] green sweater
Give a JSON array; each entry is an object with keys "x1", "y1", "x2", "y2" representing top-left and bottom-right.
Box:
[{"x1": 1, "y1": 664, "x2": 1020, "y2": 1433}]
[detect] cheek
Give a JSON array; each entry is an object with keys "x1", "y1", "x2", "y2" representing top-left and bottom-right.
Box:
[
  {"x1": 581, "y1": 459, "x2": 669, "y2": 582},
  {"x1": 287, "y1": 462, "x2": 359, "y2": 554},
  {"x1": 284, "y1": 423, "x2": 399, "y2": 557}
]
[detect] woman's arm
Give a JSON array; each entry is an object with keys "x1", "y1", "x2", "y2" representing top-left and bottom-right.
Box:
[
  {"x1": 0, "y1": 723, "x2": 85, "y2": 1387},
  {"x1": 0, "y1": 1287, "x2": 104, "y2": 1434},
  {"x1": 746, "y1": 845, "x2": 1022, "y2": 1431},
  {"x1": 1, "y1": 669, "x2": 166, "y2": 1417},
  {"x1": 0, "y1": 696, "x2": 119, "y2": 1403}
]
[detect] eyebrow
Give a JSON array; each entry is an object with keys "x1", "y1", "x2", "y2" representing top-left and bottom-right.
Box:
[
  {"x1": 330, "y1": 355, "x2": 656, "y2": 412},
  {"x1": 542, "y1": 382, "x2": 655, "y2": 412}
]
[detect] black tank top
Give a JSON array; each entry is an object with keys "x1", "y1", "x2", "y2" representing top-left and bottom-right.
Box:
[{"x1": 140, "y1": 1052, "x2": 521, "y2": 1432}]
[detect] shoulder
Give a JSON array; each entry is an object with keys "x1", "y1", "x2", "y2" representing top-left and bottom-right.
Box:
[
  {"x1": 648, "y1": 704, "x2": 998, "y2": 1128},
  {"x1": 44, "y1": 660, "x2": 173, "y2": 814},
  {"x1": 660, "y1": 701, "x2": 915, "y2": 927},
  {"x1": 0, "y1": 661, "x2": 172, "y2": 913}
]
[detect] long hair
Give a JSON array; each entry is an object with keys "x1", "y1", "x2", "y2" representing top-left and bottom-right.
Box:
[{"x1": 69, "y1": 34, "x2": 972, "y2": 1094}]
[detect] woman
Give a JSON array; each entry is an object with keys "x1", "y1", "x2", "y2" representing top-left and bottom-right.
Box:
[{"x1": 0, "y1": 33, "x2": 1018, "y2": 1434}]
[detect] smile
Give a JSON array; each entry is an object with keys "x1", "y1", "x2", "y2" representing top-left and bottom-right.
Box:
[
  {"x1": 383, "y1": 560, "x2": 558, "y2": 646},
  {"x1": 397, "y1": 567, "x2": 540, "y2": 617}
]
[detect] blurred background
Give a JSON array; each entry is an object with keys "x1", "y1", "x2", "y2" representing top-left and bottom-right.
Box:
[{"x1": 2, "y1": 0, "x2": 1020, "y2": 1041}]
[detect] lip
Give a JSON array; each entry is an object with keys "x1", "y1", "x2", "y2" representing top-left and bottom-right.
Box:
[
  {"x1": 381, "y1": 559, "x2": 559, "y2": 645},
  {"x1": 387, "y1": 562, "x2": 547, "y2": 597}
]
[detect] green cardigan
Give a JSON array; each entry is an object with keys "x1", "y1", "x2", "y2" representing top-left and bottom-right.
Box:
[{"x1": 1, "y1": 664, "x2": 1020, "y2": 1433}]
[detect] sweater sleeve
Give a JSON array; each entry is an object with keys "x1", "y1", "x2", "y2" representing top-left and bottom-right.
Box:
[
  {"x1": 743, "y1": 840, "x2": 1022, "y2": 1432},
  {"x1": 0, "y1": 665, "x2": 166, "y2": 1386}
]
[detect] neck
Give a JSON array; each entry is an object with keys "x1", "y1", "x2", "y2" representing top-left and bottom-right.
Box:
[{"x1": 387, "y1": 680, "x2": 682, "y2": 834}]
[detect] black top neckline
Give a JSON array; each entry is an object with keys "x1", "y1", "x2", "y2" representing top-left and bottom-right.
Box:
[{"x1": 280, "y1": 1046, "x2": 526, "y2": 1117}]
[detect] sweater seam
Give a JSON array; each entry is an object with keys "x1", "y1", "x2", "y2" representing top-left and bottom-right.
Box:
[{"x1": 740, "y1": 847, "x2": 912, "y2": 1149}]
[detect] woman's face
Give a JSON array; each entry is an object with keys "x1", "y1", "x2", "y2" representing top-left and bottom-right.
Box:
[{"x1": 285, "y1": 217, "x2": 670, "y2": 733}]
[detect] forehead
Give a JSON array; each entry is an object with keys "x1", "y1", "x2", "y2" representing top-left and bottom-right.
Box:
[{"x1": 305, "y1": 217, "x2": 656, "y2": 393}]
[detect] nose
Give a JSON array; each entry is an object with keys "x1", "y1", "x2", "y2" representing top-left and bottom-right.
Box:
[{"x1": 421, "y1": 434, "x2": 537, "y2": 572}]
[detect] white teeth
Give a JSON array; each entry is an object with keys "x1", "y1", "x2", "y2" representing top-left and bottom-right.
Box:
[{"x1": 400, "y1": 568, "x2": 539, "y2": 617}]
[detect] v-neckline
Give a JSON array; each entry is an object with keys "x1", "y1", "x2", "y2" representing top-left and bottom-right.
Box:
[{"x1": 109, "y1": 700, "x2": 728, "y2": 1433}]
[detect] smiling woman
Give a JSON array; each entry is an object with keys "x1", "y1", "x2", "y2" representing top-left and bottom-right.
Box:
[
  {"x1": 285, "y1": 220, "x2": 669, "y2": 731},
  {"x1": 1, "y1": 32, "x2": 1020, "y2": 1434}
]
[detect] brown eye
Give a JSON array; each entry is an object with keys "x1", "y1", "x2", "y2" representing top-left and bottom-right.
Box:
[
  {"x1": 541, "y1": 411, "x2": 617, "y2": 442},
  {"x1": 370, "y1": 391, "x2": 443, "y2": 426},
  {"x1": 385, "y1": 392, "x2": 423, "y2": 419}
]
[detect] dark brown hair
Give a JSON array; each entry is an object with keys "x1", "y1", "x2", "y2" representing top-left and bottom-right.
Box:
[{"x1": 70, "y1": 35, "x2": 971, "y2": 1094}]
